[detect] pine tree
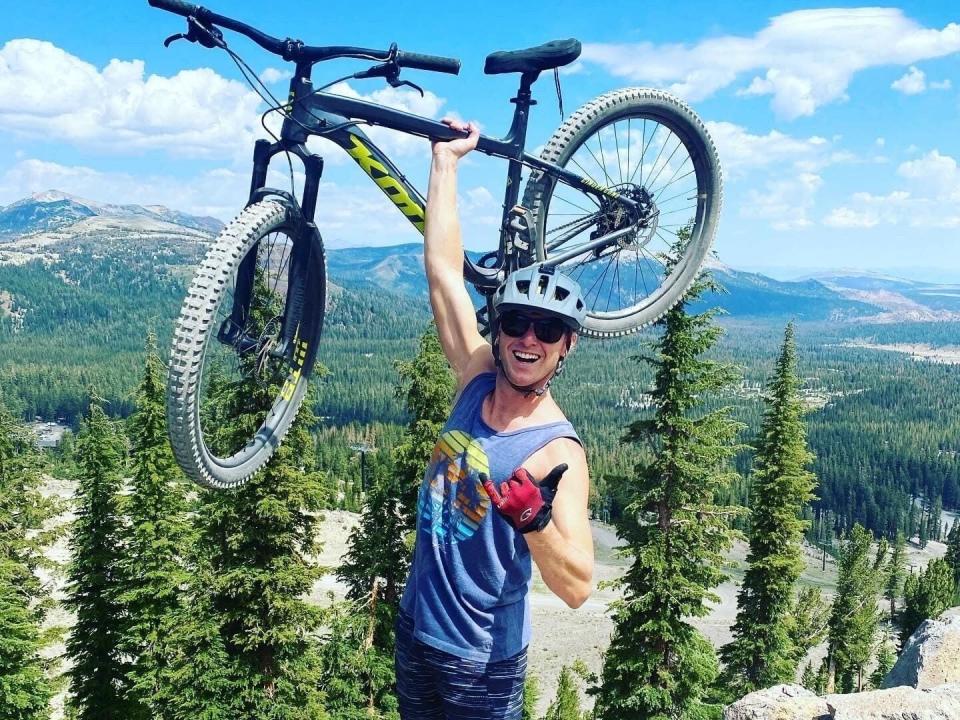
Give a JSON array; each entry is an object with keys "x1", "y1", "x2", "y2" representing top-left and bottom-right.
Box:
[
  {"x1": 826, "y1": 524, "x2": 885, "y2": 693},
  {"x1": 177, "y1": 414, "x2": 328, "y2": 718},
  {"x1": 720, "y1": 323, "x2": 818, "y2": 697},
  {"x1": 0, "y1": 401, "x2": 53, "y2": 720},
  {"x1": 158, "y1": 273, "x2": 329, "y2": 719},
  {"x1": 0, "y1": 558, "x2": 51, "y2": 720},
  {"x1": 785, "y1": 586, "x2": 830, "y2": 668},
  {"x1": 592, "y1": 270, "x2": 744, "y2": 720},
  {"x1": 944, "y1": 519, "x2": 960, "y2": 597},
  {"x1": 117, "y1": 335, "x2": 193, "y2": 718},
  {"x1": 544, "y1": 662, "x2": 590, "y2": 720},
  {"x1": 521, "y1": 676, "x2": 541, "y2": 720},
  {"x1": 918, "y1": 503, "x2": 929, "y2": 549},
  {"x1": 869, "y1": 634, "x2": 895, "y2": 689},
  {"x1": 64, "y1": 393, "x2": 135, "y2": 720},
  {"x1": 899, "y1": 558, "x2": 955, "y2": 648},
  {"x1": 0, "y1": 398, "x2": 60, "y2": 610},
  {"x1": 315, "y1": 597, "x2": 398, "y2": 719},
  {"x1": 930, "y1": 497, "x2": 943, "y2": 543},
  {"x1": 884, "y1": 532, "x2": 907, "y2": 620}
]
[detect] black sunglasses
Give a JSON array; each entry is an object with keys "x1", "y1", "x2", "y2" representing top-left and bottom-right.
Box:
[{"x1": 499, "y1": 312, "x2": 567, "y2": 344}]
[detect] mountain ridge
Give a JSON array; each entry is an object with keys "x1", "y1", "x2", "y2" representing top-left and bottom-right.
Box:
[{"x1": 2, "y1": 191, "x2": 958, "y2": 323}]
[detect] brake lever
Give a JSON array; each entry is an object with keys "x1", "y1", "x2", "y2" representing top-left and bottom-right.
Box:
[
  {"x1": 164, "y1": 33, "x2": 189, "y2": 47},
  {"x1": 388, "y1": 76, "x2": 424, "y2": 97},
  {"x1": 163, "y1": 16, "x2": 225, "y2": 50}
]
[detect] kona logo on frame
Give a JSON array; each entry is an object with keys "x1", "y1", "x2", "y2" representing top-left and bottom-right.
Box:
[{"x1": 345, "y1": 136, "x2": 426, "y2": 232}]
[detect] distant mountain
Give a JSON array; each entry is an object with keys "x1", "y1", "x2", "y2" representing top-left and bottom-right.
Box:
[
  {"x1": 3, "y1": 191, "x2": 958, "y2": 323},
  {"x1": 324, "y1": 245, "x2": 886, "y2": 322},
  {"x1": 809, "y1": 271, "x2": 960, "y2": 320},
  {"x1": 0, "y1": 190, "x2": 222, "y2": 241}
]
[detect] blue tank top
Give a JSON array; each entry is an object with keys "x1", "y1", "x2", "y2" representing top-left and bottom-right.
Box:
[{"x1": 399, "y1": 372, "x2": 581, "y2": 662}]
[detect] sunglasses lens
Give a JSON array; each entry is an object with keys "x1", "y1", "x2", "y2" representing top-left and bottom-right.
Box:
[
  {"x1": 500, "y1": 312, "x2": 529, "y2": 337},
  {"x1": 500, "y1": 313, "x2": 566, "y2": 343},
  {"x1": 534, "y1": 320, "x2": 565, "y2": 344}
]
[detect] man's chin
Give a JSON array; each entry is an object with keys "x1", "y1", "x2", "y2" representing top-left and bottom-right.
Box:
[{"x1": 502, "y1": 363, "x2": 550, "y2": 389}]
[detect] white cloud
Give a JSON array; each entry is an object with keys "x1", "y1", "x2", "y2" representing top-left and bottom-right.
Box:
[
  {"x1": 824, "y1": 151, "x2": 960, "y2": 229},
  {"x1": 930, "y1": 79, "x2": 952, "y2": 90},
  {"x1": 898, "y1": 150, "x2": 960, "y2": 201},
  {"x1": 740, "y1": 172, "x2": 822, "y2": 230},
  {"x1": 891, "y1": 66, "x2": 926, "y2": 94},
  {"x1": 582, "y1": 8, "x2": 960, "y2": 118},
  {"x1": 706, "y1": 121, "x2": 829, "y2": 173},
  {"x1": 260, "y1": 67, "x2": 287, "y2": 85},
  {"x1": 0, "y1": 39, "x2": 264, "y2": 157},
  {"x1": 823, "y1": 207, "x2": 880, "y2": 228}
]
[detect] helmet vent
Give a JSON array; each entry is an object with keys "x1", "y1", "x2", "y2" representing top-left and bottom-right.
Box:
[
  {"x1": 555, "y1": 287, "x2": 569, "y2": 301},
  {"x1": 537, "y1": 275, "x2": 549, "y2": 296},
  {"x1": 516, "y1": 280, "x2": 530, "y2": 294}
]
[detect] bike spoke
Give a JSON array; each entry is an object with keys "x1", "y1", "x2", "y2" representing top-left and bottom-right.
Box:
[
  {"x1": 645, "y1": 137, "x2": 684, "y2": 194},
  {"x1": 614, "y1": 121, "x2": 623, "y2": 184}
]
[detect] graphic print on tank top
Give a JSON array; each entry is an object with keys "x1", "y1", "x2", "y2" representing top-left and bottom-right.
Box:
[{"x1": 419, "y1": 429, "x2": 492, "y2": 542}]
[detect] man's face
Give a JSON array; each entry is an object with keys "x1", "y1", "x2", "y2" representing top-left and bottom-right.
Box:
[{"x1": 497, "y1": 310, "x2": 577, "y2": 386}]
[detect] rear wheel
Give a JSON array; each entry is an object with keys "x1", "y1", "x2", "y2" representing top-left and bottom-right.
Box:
[
  {"x1": 522, "y1": 87, "x2": 722, "y2": 337},
  {"x1": 166, "y1": 200, "x2": 326, "y2": 489}
]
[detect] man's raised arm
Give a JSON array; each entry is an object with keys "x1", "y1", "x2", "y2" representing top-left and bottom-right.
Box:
[{"x1": 424, "y1": 119, "x2": 493, "y2": 389}]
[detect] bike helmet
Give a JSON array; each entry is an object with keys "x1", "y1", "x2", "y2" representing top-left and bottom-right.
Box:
[{"x1": 492, "y1": 265, "x2": 586, "y2": 331}]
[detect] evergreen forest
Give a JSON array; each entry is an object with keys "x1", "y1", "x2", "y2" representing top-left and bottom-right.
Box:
[{"x1": 1, "y1": 242, "x2": 960, "y2": 718}]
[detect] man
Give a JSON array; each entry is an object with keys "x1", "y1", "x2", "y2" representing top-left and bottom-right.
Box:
[{"x1": 395, "y1": 118, "x2": 594, "y2": 720}]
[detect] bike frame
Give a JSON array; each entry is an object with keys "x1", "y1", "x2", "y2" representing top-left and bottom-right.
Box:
[
  {"x1": 254, "y1": 63, "x2": 639, "y2": 280},
  {"x1": 231, "y1": 59, "x2": 640, "y2": 355}
]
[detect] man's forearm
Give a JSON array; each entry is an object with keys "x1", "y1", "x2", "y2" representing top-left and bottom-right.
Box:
[
  {"x1": 525, "y1": 522, "x2": 593, "y2": 609},
  {"x1": 424, "y1": 156, "x2": 464, "y2": 281}
]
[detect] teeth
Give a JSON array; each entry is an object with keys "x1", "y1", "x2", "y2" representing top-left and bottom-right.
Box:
[{"x1": 514, "y1": 351, "x2": 539, "y2": 362}]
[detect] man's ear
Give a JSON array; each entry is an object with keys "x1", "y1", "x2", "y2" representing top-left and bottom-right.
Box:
[{"x1": 565, "y1": 332, "x2": 578, "y2": 354}]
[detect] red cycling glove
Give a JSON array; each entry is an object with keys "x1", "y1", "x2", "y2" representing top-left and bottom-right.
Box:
[{"x1": 480, "y1": 464, "x2": 567, "y2": 534}]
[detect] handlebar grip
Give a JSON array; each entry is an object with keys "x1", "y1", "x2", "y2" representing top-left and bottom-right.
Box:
[
  {"x1": 147, "y1": 0, "x2": 200, "y2": 17},
  {"x1": 396, "y1": 51, "x2": 460, "y2": 75}
]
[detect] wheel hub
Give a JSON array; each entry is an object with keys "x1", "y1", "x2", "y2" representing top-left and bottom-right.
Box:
[{"x1": 592, "y1": 184, "x2": 658, "y2": 250}]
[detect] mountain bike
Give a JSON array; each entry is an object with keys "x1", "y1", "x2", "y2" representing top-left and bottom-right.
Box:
[{"x1": 149, "y1": 0, "x2": 722, "y2": 489}]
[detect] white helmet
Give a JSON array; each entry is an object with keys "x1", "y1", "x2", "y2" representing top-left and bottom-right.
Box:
[{"x1": 492, "y1": 266, "x2": 586, "y2": 331}]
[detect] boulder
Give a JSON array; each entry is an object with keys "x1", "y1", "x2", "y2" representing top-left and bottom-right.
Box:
[
  {"x1": 724, "y1": 684, "x2": 960, "y2": 720},
  {"x1": 828, "y1": 684, "x2": 960, "y2": 719},
  {"x1": 884, "y1": 613, "x2": 960, "y2": 690},
  {"x1": 723, "y1": 684, "x2": 829, "y2": 720}
]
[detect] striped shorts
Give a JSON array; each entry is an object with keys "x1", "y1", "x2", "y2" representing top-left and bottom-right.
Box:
[{"x1": 394, "y1": 611, "x2": 527, "y2": 720}]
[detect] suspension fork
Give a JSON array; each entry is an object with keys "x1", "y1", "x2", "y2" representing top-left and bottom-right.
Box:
[{"x1": 219, "y1": 140, "x2": 324, "y2": 357}]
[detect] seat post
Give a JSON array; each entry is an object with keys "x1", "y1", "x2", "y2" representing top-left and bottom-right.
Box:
[
  {"x1": 500, "y1": 72, "x2": 539, "y2": 213},
  {"x1": 505, "y1": 72, "x2": 538, "y2": 150}
]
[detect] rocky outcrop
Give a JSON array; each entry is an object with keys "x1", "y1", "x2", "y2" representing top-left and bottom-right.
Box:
[
  {"x1": 723, "y1": 684, "x2": 828, "y2": 719},
  {"x1": 724, "y1": 684, "x2": 960, "y2": 720},
  {"x1": 884, "y1": 613, "x2": 960, "y2": 690},
  {"x1": 724, "y1": 608, "x2": 960, "y2": 720}
]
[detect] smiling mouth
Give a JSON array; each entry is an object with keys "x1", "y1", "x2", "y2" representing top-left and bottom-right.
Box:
[{"x1": 513, "y1": 350, "x2": 540, "y2": 364}]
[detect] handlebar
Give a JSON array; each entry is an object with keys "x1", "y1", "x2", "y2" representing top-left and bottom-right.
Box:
[
  {"x1": 148, "y1": 0, "x2": 196, "y2": 16},
  {"x1": 147, "y1": 0, "x2": 461, "y2": 74},
  {"x1": 396, "y1": 51, "x2": 460, "y2": 75}
]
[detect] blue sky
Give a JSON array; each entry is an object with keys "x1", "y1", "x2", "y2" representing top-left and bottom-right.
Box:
[{"x1": 2, "y1": 1, "x2": 959, "y2": 280}]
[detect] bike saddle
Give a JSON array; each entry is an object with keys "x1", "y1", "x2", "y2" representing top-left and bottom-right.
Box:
[{"x1": 484, "y1": 39, "x2": 581, "y2": 75}]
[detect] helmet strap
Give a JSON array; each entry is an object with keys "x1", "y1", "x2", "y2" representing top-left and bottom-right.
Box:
[{"x1": 492, "y1": 336, "x2": 568, "y2": 398}]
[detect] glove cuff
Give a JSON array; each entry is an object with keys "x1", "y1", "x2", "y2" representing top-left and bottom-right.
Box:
[{"x1": 518, "y1": 505, "x2": 553, "y2": 534}]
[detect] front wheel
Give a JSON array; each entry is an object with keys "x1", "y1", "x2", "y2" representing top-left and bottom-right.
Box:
[
  {"x1": 522, "y1": 88, "x2": 722, "y2": 337},
  {"x1": 166, "y1": 200, "x2": 326, "y2": 489}
]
